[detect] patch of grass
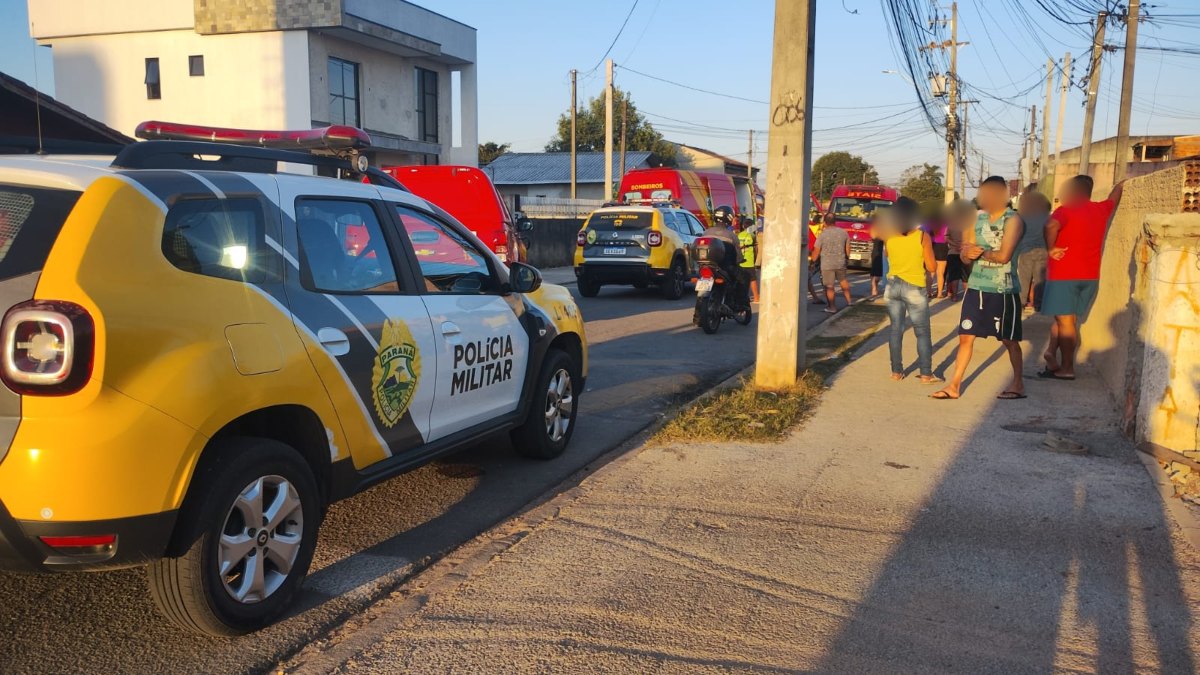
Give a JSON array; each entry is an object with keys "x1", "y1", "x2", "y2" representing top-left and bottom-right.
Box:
[
  {"x1": 653, "y1": 372, "x2": 824, "y2": 444},
  {"x1": 652, "y1": 300, "x2": 890, "y2": 445}
]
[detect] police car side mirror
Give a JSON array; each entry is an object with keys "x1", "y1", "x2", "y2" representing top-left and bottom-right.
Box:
[{"x1": 507, "y1": 262, "x2": 542, "y2": 294}]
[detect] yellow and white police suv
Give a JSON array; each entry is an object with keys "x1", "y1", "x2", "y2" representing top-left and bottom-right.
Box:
[{"x1": 0, "y1": 122, "x2": 587, "y2": 635}]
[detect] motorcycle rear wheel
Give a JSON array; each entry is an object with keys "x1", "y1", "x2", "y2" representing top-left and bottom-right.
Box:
[{"x1": 698, "y1": 296, "x2": 722, "y2": 334}]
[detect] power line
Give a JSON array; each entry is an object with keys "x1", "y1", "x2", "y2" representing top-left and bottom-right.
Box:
[
  {"x1": 587, "y1": 0, "x2": 640, "y2": 74},
  {"x1": 617, "y1": 65, "x2": 769, "y2": 104}
]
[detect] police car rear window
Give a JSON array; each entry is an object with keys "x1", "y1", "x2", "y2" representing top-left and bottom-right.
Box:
[
  {"x1": 0, "y1": 185, "x2": 81, "y2": 281},
  {"x1": 586, "y1": 212, "x2": 650, "y2": 229}
]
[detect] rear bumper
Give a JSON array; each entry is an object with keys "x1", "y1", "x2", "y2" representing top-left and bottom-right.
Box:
[
  {"x1": 575, "y1": 262, "x2": 663, "y2": 285},
  {"x1": 0, "y1": 498, "x2": 175, "y2": 572}
]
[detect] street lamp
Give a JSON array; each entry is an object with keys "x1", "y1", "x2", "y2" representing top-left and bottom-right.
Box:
[{"x1": 882, "y1": 69, "x2": 915, "y2": 85}]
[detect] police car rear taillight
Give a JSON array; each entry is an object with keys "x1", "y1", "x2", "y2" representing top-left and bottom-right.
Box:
[
  {"x1": 1, "y1": 301, "x2": 94, "y2": 396},
  {"x1": 647, "y1": 231, "x2": 663, "y2": 247},
  {"x1": 576, "y1": 231, "x2": 587, "y2": 247},
  {"x1": 135, "y1": 121, "x2": 373, "y2": 150}
]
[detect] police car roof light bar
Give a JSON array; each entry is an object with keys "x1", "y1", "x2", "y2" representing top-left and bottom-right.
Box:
[
  {"x1": 110, "y1": 140, "x2": 408, "y2": 192},
  {"x1": 134, "y1": 121, "x2": 373, "y2": 151}
]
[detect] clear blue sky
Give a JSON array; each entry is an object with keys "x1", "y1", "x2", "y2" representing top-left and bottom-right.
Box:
[{"x1": 2, "y1": 0, "x2": 1197, "y2": 184}]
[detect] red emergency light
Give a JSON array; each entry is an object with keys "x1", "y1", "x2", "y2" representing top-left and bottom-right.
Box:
[{"x1": 134, "y1": 121, "x2": 373, "y2": 151}]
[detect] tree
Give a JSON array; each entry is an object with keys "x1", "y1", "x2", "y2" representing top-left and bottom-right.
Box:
[
  {"x1": 811, "y1": 152, "x2": 880, "y2": 201},
  {"x1": 545, "y1": 87, "x2": 677, "y2": 167},
  {"x1": 478, "y1": 141, "x2": 510, "y2": 166},
  {"x1": 898, "y1": 163, "x2": 945, "y2": 216}
]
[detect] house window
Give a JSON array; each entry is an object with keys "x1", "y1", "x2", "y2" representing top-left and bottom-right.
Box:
[
  {"x1": 416, "y1": 67, "x2": 438, "y2": 143},
  {"x1": 328, "y1": 57, "x2": 360, "y2": 126},
  {"x1": 189, "y1": 55, "x2": 205, "y2": 77},
  {"x1": 145, "y1": 58, "x2": 161, "y2": 99}
]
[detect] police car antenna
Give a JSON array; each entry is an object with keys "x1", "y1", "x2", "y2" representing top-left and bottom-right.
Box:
[{"x1": 31, "y1": 27, "x2": 45, "y2": 155}]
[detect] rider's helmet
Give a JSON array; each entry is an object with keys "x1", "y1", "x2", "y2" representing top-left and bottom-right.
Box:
[{"x1": 713, "y1": 205, "x2": 735, "y2": 227}]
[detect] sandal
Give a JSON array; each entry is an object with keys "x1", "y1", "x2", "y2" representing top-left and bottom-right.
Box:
[
  {"x1": 997, "y1": 391, "x2": 1028, "y2": 400},
  {"x1": 930, "y1": 390, "x2": 959, "y2": 400}
]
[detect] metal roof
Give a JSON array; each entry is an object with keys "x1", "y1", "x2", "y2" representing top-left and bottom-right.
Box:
[{"x1": 483, "y1": 151, "x2": 653, "y2": 185}]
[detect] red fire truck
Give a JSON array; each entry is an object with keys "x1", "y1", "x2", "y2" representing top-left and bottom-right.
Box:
[{"x1": 826, "y1": 185, "x2": 899, "y2": 268}]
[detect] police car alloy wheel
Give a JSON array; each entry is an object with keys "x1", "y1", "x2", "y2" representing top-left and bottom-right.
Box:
[
  {"x1": 662, "y1": 259, "x2": 687, "y2": 300},
  {"x1": 147, "y1": 438, "x2": 321, "y2": 636},
  {"x1": 512, "y1": 350, "x2": 578, "y2": 459}
]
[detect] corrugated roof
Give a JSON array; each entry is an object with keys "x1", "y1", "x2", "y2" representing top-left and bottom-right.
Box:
[{"x1": 484, "y1": 151, "x2": 653, "y2": 185}]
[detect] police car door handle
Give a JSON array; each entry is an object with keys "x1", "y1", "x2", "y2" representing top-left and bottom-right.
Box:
[
  {"x1": 440, "y1": 321, "x2": 462, "y2": 337},
  {"x1": 316, "y1": 327, "x2": 350, "y2": 356}
]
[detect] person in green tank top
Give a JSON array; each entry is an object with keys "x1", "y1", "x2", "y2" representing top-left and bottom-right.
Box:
[{"x1": 933, "y1": 176, "x2": 1027, "y2": 401}]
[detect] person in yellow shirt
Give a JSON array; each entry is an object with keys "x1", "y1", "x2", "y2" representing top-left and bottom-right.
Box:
[{"x1": 880, "y1": 197, "x2": 939, "y2": 383}]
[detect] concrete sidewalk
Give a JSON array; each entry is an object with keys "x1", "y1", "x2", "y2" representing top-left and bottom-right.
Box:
[{"x1": 286, "y1": 300, "x2": 1200, "y2": 674}]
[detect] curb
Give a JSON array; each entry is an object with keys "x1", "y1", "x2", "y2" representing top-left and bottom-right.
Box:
[{"x1": 280, "y1": 299, "x2": 889, "y2": 674}]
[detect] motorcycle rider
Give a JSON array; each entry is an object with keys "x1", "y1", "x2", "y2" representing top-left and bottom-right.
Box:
[
  {"x1": 701, "y1": 205, "x2": 751, "y2": 308},
  {"x1": 737, "y1": 215, "x2": 760, "y2": 303}
]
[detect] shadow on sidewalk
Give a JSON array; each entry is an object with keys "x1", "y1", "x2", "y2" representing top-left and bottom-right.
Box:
[{"x1": 814, "y1": 302, "x2": 1197, "y2": 674}]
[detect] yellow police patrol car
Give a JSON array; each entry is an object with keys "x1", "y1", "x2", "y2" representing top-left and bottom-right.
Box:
[
  {"x1": 0, "y1": 122, "x2": 587, "y2": 636},
  {"x1": 572, "y1": 204, "x2": 703, "y2": 299}
]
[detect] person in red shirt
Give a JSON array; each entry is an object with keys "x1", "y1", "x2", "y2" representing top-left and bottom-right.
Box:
[{"x1": 1039, "y1": 175, "x2": 1125, "y2": 380}]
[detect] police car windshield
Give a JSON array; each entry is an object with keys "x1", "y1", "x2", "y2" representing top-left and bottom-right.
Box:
[{"x1": 831, "y1": 197, "x2": 892, "y2": 223}]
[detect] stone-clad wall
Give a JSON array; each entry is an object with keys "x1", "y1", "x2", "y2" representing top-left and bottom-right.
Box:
[{"x1": 195, "y1": 0, "x2": 343, "y2": 34}]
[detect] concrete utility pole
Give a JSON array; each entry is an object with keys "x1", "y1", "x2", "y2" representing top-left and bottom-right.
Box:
[
  {"x1": 570, "y1": 69, "x2": 577, "y2": 199},
  {"x1": 755, "y1": 0, "x2": 815, "y2": 390},
  {"x1": 1079, "y1": 12, "x2": 1108, "y2": 176},
  {"x1": 1054, "y1": 52, "x2": 1071, "y2": 166},
  {"x1": 604, "y1": 59, "x2": 614, "y2": 200},
  {"x1": 1040, "y1": 58, "x2": 1054, "y2": 180},
  {"x1": 619, "y1": 98, "x2": 628, "y2": 181},
  {"x1": 945, "y1": 2, "x2": 959, "y2": 204},
  {"x1": 921, "y1": 3, "x2": 965, "y2": 203},
  {"x1": 1114, "y1": 0, "x2": 1140, "y2": 182}
]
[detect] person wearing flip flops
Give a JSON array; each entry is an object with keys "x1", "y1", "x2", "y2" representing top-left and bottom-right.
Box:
[
  {"x1": 1039, "y1": 175, "x2": 1126, "y2": 381},
  {"x1": 933, "y1": 176, "x2": 1027, "y2": 401}
]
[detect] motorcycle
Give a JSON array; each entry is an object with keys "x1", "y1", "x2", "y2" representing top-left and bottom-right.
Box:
[{"x1": 692, "y1": 236, "x2": 753, "y2": 335}]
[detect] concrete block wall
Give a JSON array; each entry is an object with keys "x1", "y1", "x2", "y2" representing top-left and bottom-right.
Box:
[{"x1": 1080, "y1": 161, "x2": 1200, "y2": 453}]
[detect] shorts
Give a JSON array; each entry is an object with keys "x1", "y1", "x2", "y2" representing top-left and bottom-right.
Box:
[
  {"x1": 945, "y1": 254, "x2": 964, "y2": 282},
  {"x1": 1040, "y1": 279, "x2": 1099, "y2": 320},
  {"x1": 821, "y1": 267, "x2": 848, "y2": 287},
  {"x1": 870, "y1": 239, "x2": 884, "y2": 277},
  {"x1": 933, "y1": 242, "x2": 949, "y2": 261},
  {"x1": 959, "y1": 289, "x2": 1022, "y2": 341}
]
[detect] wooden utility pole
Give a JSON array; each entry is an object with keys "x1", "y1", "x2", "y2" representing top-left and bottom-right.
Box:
[
  {"x1": 1027, "y1": 105, "x2": 1038, "y2": 186},
  {"x1": 1054, "y1": 52, "x2": 1071, "y2": 166},
  {"x1": 755, "y1": 0, "x2": 815, "y2": 390},
  {"x1": 1079, "y1": 12, "x2": 1108, "y2": 176},
  {"x1": 747, "y1": 130, "x2": 754, "y2": 180},
  {"x1": 1113, "y1": 0, "x2": 1140, "y2": 183},
  {"x1": 619, "y1": 98, "x2": 628, "y2": 180},
  {"x1": 1040, "y1": 58, "x2": 1054, "y2": 180},
  {"x1": 604, "y1": 59, "x2": 614, "y2": 200},
  {"x1": 570, "y1": 69, "x2": 577, "y2": 199}
]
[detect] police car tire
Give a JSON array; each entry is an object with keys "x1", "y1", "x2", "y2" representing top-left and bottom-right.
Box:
[
  {"x1": 147, "y1": 438, "x2": 321, "y2": 637},
  {"x1": 578, "y1": 274, "x2": 601, "y2": 298},
  {"x1": 662, "y1": 259, "x2": 686, "y2": 300},
  {"x1": 512, "y1": 349, "x2": 578, "y2": 460}
]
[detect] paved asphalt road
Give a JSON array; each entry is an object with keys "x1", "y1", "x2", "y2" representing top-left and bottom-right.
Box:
[{"x1": 0, "y1": 269, "x2": 870, "y2": 675}]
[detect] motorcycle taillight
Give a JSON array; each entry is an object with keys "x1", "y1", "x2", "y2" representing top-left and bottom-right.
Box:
[
  {"x1": 1, "y1": 300, "x2": 95, "y2": 396},
  {"x1": 699, "y1": 266, "x2": 714, "y2": 279}
]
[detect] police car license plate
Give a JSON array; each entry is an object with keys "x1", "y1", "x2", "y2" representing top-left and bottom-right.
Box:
[
  {"x1": 696, "y1": 278, "x2": 714, "y2": 293},
  {"x1": 602, "y1": 247, "x2": 626, "y2": 255}
]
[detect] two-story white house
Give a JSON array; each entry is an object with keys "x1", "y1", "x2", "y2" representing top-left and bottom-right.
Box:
[{"x1": 27, "y1": 0, "x2": 478, "y2": 166}]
